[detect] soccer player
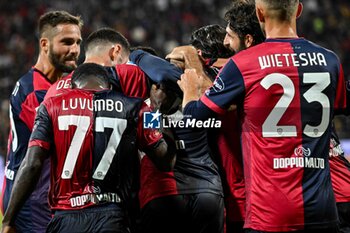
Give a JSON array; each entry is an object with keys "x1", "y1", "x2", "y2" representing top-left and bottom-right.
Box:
[
  {"x1": 130, "y1": 25, "x2": 237, "y2": 233},
  {"x1": 44, "y1": 28, "x2": 153, "y2": 231},
  {"x1": 137, "y1": 85, "x2": 224, "y2": 233},
  {"x1": 166, "y1": 3, "x2": 265, "y2": 231},
  {"x1": 1, "y1": 10, "x2": 83, "y2": 233},
  {"x1": 1, "y1": 63, "x2": 176, "y2": 233},
  {"x1": 178, "y1": 0, "x2": 347, "y2": 232},
  {"x1": 46, "y1": 27, "x2": 150, "y2": 99}
]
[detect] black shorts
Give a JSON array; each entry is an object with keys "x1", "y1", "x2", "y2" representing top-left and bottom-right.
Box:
[
  {"x1": 226, "y1": 220, "x2": 244, "y2": 233},
  {"x1": 337, "y1": 202, "x2": 350, "y2": 233},
  {"x1": 138, "y1": 193, "x2": 224, "y2": 233},
  {"x1": 46, "y1": 204, "x2": 129, "y2": 233}
]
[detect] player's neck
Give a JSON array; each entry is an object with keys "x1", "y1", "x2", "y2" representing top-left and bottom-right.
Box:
[
  {"x1": 264, "y1": 20, "x2": 298, "y2": 39},
  {"x1": 84, "y1": 56, "x2": 112, "y2": 67},
  {"x1": 34, "y1": 56, "x2": 63, "y2": 84}
]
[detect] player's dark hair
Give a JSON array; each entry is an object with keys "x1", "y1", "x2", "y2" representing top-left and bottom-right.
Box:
[
  {"x1": 190, "y1": 24, "x2": 234, "y2": 59},
  {"x1": 85, "y1": 28, "x2": 130, "y2": 52},
  {"x1": 38, "y1": 10, "x2": 83, "y2": 38},
  {"x1": 71, "y1": 63, "x2": 110, "y2": 89},
  {"x1": 225, "y1": 1, "x2": 265, "y2": 46}
]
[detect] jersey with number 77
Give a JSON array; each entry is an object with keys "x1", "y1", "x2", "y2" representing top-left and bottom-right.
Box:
[
  {"x1": 29, "y1": 88, "x2": 161, "y2": 211},
  {"x1": 197, "y1": 38, "x2": 347, "y2": 231}
]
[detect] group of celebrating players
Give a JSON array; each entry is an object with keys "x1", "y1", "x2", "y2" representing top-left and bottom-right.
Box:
[{"x1": 1, "y1": 0, "x2": 350, "y2": 233}]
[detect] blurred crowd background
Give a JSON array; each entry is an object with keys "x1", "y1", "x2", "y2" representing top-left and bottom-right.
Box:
[{"x1": 0, "y1": 0, "x2": 350, "y2": 160}]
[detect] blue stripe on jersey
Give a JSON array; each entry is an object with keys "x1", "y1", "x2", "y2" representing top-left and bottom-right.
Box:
[
  {"x1": 289, "y1": 39, "x2": 339, "y2": 227},
  {"x1": 7, "y1": 69, "x2": 35, "y2": 172},
  {"x1": 204, "y1": 59, "x2": 245, "y2": 109}
]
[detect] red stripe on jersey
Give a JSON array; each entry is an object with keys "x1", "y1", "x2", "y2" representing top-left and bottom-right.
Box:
[
  {"x1": 334, "y1": 64, "x2": 347, "y2": 110},
  {"x1": 215, "y1": 110, "x2": 245, "y2": 222},
  {"x1": 200, "y1": 95, "x2": 226, "y2": 114},
  {"x1": 232, "y1": 41, "x2": 304, "y2": 231},
  {"x1": 28, "y1": 139, "x2": 50, "y2": 150},
  {"x1": 32, "y1": 68, "x2": 52, "y2": 90},
  {"x1": 116, "y1": 64, "x2": 149, "y2": 99},
  {"x1": 330, "y1": 156, "x2": 350, "y2": 202},
  {"x1": 19, "y1": 92, "x2": 40, "y2": 130},
  {"x1": 138, "y1": 156, "x2": 177, "y2": 208}
]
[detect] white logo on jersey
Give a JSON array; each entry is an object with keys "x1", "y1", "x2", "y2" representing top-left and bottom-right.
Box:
[
  {"x1": 212, "y1": 77, "x2": 225, "y2": 92},
  {"x1": 273, "y1": 147, "x2": 325, "y2": 169}
]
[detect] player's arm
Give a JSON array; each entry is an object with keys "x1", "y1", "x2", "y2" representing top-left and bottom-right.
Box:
[
  {"x1": 137, "y1": 103, "x2": 176, "y2": 172},
  {"x1": 144, "y1": 127, "x2": 177, "y2": 172},
  {"x1": 2, "y1": 103, "x2": 52, "y2": 231},
  {"x1": 166, "y1": 45, "x2": 207, "y2": 76},
  {"x1": 7, "y1": 87, "x2": 34, "y2": 172},
  {"x1": 178, "y1": 59, "x2": 245, "y2": 119},
  {"x1": 1, "y1": 146, "x2": 48, "y2": 230},
  {"x1": 166, "y1": 45, "x2": 214, "y2": 93},
  {"x1": 129, "y1": 49, "x2": 183, "y2": 94}
]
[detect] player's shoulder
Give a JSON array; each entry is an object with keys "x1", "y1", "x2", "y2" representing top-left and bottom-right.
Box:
[
  {"x1": 15, "y1": 68, "x2": 36, "y2": 87},
  {"x1": 46, "y1": 73, "x2": 73, "y2": 97},
  {"x1": 47, "y1": 89, "x2": 90, "y2": 103},
  {"x1": 115, "y1": 62, "x2": 144, "y2": 74},
  {"x1": 10, "y1": 68, "x2": 38, "y2": 103},
  {"x1": 97, "y1": 89, "x2": 143, "y2": 103}
]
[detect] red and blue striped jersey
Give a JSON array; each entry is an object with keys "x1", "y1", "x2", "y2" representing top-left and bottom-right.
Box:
[
  {"x1": 29, "y1": 89, "x2": 160, "y2": 210},
  {"x1": 1, "y1": 67, "x2": 52, "y2": 232},
  {"x1": 45, "y1": 63, "x2": 149, "y2": 100},
  {"x1": 186, "y1": 38, "x2": 347, "y2": 231}
]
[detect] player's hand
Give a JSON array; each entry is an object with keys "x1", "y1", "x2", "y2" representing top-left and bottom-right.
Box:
[
  {"x1": 178, "y1": 69, "x2": 200, "y2": 92},
  {"x1": 1, "y1": 225, "x2": 16, "y2": 233},
  {"x1": 166, "y1": 45, "x2": 204, "y2": 70},
  {"x1": 165, "y1": 45, "x2": 194, "y2": 61},
  {"x1": 178, "y1": 69, "x2": 203, "y2": 107}
]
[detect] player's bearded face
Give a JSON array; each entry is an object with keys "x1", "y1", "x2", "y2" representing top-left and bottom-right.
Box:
[{"x1": 49, "y1": 44, "x2": 78, "y2": 73}]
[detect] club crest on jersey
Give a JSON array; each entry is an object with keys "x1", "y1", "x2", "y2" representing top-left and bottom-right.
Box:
[
  {"x1": 143, "y1": 110, "x2": 161, "y2": 129},
  {"x1": 294, "y1": 146, "x2": 311, "y2": 157}
]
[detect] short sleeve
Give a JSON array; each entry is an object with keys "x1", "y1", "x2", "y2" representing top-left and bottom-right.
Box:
[
  {"x1": 200, "y1": 59, "x2": 245, "y2": 114},
  {"x1": 28, "y1": 102, "x2": 53, "y2": 150}
]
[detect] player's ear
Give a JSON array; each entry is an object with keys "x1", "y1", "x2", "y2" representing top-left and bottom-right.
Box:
[
  {"x1": 296, "y1": 2, "x2": 303, "y2": 18},
  {"x1": 244, "y1": 34, "x2": 254, "y2": 48},
  {"x1": 256, "y1": 5, "x2": 265, "y2": 23},
  {"x1": 40, "y1": 38, "x2": 49, "y2": 53},
  {"x1": 110, "y1": 44, "x2": 122, "y2": 62},
  {"x1": 109, "y1": 46, "x2": 115, "y2": 61}
]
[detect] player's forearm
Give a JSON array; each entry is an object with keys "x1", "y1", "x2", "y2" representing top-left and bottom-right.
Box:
[
  {"x1": 130, "y1": 49, "x2": 182, "y2": 82},
  {"x1": 159, "y1": 128, "x2": 177, "y2": 171},
  {"x1": 146, "y1": 128, "x2": 176, "y2": 172},
  {"x1": 2, "y1": 147, "x2": 46, "y2": 227}
]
